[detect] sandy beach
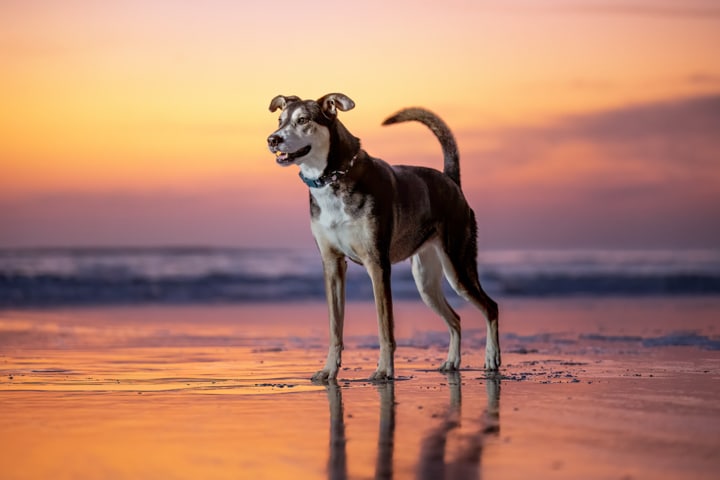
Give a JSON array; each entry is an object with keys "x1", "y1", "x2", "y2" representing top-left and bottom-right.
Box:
[{"x1": 1, "y1": 298, "x2": 719, "y2": 479}]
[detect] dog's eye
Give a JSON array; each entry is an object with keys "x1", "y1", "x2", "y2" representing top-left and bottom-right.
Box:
[{"x1": 297, "y1": 117, "x2": 309, "y2": 125}]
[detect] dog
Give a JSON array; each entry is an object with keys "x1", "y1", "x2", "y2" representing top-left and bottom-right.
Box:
[{"x1": 267, "y1": 93, "x2": 500, "y2": 381}]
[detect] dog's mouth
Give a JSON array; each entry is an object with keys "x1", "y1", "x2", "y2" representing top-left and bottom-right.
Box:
[{"x1": 275, "y1": 145, "x2": 311, "y2": 166}]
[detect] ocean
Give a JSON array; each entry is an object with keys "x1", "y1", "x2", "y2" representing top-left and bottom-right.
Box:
[{"x1": 1, "y1": 247, "x2": 719, "y2": 307}]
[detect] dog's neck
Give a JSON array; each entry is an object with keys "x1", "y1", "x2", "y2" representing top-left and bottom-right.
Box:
[
  {"x1": 299, "y1": 151, "x2": 361, "y2": 188},
  {"x1": 298, "y1": 117, "x2": 361, "y2": 188}
]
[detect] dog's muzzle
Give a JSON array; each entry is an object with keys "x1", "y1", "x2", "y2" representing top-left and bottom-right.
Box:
[{"x1": 267, "y1": 135, "x2": 311, "y2": 166}]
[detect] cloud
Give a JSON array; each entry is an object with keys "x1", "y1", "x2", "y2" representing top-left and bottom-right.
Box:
[
  {"x1": 501, "y1": 2, "x2": 720, "y2": 19},
  {"x1": 468, "y1": 92, "x2": 720, "y2": 177},
  {"x1": 686, "y1": 73, "x2": 720, "y2": 86},
  {"x1": 460, "y1": 93, "x2": 720, "y2": 248},
  {"x1": 0, "y1": 188, "x2": 315, "y2": 249},
  {"x1": 2, "y1": 93, "x2": 718, "y2": 250},
  {"x1": 567, "y1": 5, "x2": 720, "y2": 19},
  {"x1": 553, "y1": 93, "x2": 720, "y2": 143}
]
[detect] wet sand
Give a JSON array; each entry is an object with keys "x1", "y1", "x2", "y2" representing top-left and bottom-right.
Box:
[{"x1": 1, "y1": 298, "x2": 719, "y2": 479}]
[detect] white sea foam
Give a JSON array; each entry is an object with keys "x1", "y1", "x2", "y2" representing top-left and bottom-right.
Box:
[{"x1": 1, "y1": 248, "x2": 719, "y2": 306}]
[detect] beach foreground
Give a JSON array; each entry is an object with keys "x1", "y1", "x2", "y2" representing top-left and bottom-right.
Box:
[{"x1": 1, "y1": 299, "x2": 719, "y2": 479}]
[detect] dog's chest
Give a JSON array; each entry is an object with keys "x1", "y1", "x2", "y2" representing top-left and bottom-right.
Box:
[{"x1": 311, "y1": 188, "x2": 365, "y2": 256}]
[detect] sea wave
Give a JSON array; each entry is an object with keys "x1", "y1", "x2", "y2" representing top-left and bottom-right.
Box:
[{"x1": 1, "y1": 248, "x2": 719, "y2": 306}]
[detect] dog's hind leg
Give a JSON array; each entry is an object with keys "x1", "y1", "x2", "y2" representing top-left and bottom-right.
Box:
[
  {"x1": 411, "y1": 244, "x2": 462, "y2": 371},
  {"x1": 312, "y1": 249, "x2": 347, "y2": 383},
  {"x1": 435, "y1": 241, "x2": 501, "y2": 371}
]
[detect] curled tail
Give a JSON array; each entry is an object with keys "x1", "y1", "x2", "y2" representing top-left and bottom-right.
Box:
[{"x1": 382, "y1": 107, "x2": 460, "y2": 187}]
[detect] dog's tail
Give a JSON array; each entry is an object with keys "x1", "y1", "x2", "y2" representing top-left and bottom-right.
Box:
[{"x1": 382, "y1": 107, "x2": 460, "y2": 187}]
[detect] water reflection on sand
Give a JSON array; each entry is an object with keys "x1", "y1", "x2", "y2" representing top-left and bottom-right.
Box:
[{"x1": 2, "y1": 301, "x2": 719, "y2": 479}]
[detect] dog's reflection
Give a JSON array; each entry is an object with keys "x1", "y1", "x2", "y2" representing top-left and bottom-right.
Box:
[
  {"x1": 324, "y1": 374, "x2": 500, "y2": 480},
  {"x1": 417, "y1": 372, "x2": 500, "y2": 480},
  {"x1": 326, "y1": 381, "x2": 349, "y2": 480}
]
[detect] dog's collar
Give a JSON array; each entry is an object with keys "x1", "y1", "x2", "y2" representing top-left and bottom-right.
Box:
[{"x1": 299, "y1": 152, "x2": 360, "y2": 188}]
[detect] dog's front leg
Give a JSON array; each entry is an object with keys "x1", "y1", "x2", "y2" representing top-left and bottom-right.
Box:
[
  {"x1": 312, "y1": 252, "x2": 347, "y2": 383},
  {"x1": 367, "y1": 259, "x2": 396, "y2": 381}
]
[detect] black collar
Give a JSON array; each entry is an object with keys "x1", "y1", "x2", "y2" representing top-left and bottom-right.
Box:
[{"x1": 298, "y1": 152, "x2": 360, "y2": 189}]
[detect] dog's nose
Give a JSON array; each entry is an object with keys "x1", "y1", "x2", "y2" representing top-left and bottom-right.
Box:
[{"x1": 267, "y1": 134, "x2": 282, "y2": 148}]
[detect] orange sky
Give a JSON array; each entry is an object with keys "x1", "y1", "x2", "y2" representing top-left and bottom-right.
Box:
[{"x1": 1, "y1": 0, "x2": 719, "y2": 248}]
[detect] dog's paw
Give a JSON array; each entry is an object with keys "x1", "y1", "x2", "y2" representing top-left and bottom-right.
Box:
[
  {"x1": 368, "y1": 369, "x2": 394, "y2": 382},
  {"x1": 311, "y1": 368, "x2": 337, "y2": 384},
  {"x1": 484, "y1": 349, "x2": 502, "y2": 371},
  {"x1": 438, "y1": 360, "x2": 460, "y2": 372}
]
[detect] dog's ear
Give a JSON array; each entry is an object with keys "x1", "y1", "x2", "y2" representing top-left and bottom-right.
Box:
[
  {"x1": 318, "y1": 93, "x2": 355, "y2": 117},
  {"x1": 269, "y1": 95, "x2": 301, "y2": 112}
]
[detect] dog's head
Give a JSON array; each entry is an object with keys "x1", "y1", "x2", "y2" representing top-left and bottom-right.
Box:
[{"x1": 266, "y1": 93, "x2": 355, "y2": 169}]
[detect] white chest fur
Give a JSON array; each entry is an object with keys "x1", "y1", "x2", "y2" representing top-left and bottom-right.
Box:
[
  {"x1": 311, "y1": 187, "x2": 363, "y2": 259},
  {"x1": 312, "y1": 187, "x2": 350, "y2": 227}
]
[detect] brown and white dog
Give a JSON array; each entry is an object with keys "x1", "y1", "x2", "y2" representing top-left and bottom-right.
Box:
[{"x1": 267, "y1": 93, "x2": 500, "y2": 382}]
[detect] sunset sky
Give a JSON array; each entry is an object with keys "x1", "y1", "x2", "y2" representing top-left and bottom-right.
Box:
[{"x1": 2, "y1": 0, "x2": 719, "y2": 249}]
